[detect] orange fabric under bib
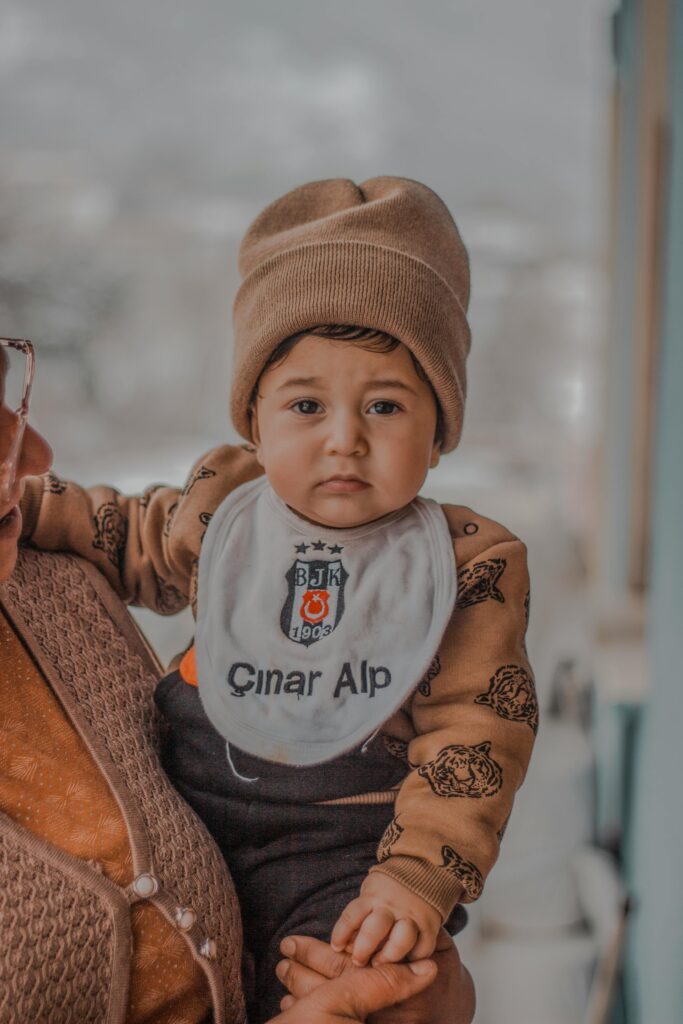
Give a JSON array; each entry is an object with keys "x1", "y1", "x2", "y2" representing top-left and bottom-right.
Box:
[
  {"x1": 0, "y1": 609, "x2": 210, "y2": 1024},
  {"x1": 180, "y1": 645, "x2": 199, "y2": 686}
]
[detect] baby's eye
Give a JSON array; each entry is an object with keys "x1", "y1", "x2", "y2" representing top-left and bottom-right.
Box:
[
  {"x1": 292, "y1": 399, "x2": 321, "y2": 415},
  {"x1": 368, "y1": 401, "x2": 400, "y2": 415}
]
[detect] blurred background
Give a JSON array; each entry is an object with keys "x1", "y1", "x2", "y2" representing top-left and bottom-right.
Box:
[{"x1": 2, "y1": 0, "x2": 681, "y2": 1020}]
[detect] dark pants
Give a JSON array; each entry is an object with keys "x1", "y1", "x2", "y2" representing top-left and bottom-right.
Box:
[{"x1": 156, "y1": 671, "x2": 466, "y2": 1023}]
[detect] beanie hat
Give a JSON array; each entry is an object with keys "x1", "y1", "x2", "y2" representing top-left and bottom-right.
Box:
[{"x1": 231, "y1": 176, "x2": 471, "y2": 452}]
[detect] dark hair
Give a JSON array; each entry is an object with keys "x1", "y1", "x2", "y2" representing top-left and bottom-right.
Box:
[{"x1": 249, "y1": 324, "x2": 443, "y2": 446}]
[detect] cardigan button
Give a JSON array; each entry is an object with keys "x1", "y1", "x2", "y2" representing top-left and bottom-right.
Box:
[
  {"x1": 175, "y1": 906, "x2": 197, "y2": 932},
  {"x1": 200, "y1": 938, "x2": 217, "y2": 960},
  {"x1": 132, "y1": 873, "x2": 159, "y2": 898}
]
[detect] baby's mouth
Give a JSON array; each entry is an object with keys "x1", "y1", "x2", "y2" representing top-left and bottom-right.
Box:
[{"x1": 320, "y1": 478, "x2": 369, "y2": 493}]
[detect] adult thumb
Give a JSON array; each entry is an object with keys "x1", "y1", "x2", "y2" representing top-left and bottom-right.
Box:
[{"x1": 333, "y1": 960, "x2": 437, "y2": 1018}]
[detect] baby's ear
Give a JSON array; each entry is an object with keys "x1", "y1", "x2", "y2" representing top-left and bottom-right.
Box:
[
  {"x1": 429, "y1": 440, "x2": 441, "y2": 470},
  {"x1": 247, "y1": 405, "x2": 264, "y2": 466}
]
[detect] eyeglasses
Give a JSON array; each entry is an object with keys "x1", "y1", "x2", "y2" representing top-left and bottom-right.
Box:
[{"x1": 0, "y1": 338, "x2": 35, "y2": 505}]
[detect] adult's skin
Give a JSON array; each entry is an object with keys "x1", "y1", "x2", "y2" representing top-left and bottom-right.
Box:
[
  {"x1": 0, "y1": 347, "x2": 52, "y2": 576},
  {"x1": 275, "y1": 932, "x2": 476, "y2": 1024},
  {"x1": 271, "y1": 957, "x2": 439, "y2": 1023},
  {"x1": 0, "y1": 347, "x2": 473, "y2": 1023}
]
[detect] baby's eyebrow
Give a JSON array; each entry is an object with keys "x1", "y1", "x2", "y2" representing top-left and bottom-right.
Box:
[
  {"x1": 276, "y1": 376, "x2": 323, "y2": 391},
  {"x1": 276, "y1": 377, "x2": 417, "y2": 393},
  {"x1": 366, "y1": 379, "x2": 417, "y2": 393}
]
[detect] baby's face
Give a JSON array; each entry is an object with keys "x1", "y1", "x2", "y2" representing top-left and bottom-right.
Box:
[{"x1": 250, "y1": 335, "x2": 441, "y2": 528}]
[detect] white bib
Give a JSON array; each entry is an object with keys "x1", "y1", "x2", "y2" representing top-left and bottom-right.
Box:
[{"x1": 195, "y1": 476, "x2": 457, "y2": 766}]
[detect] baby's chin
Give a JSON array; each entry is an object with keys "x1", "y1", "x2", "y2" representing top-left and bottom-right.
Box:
[{"x1": 286, "y1": 493, "x2": 408, "y2": 530}]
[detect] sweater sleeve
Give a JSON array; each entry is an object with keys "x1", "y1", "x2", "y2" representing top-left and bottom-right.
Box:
[
  {"x1": 369, "y1": 505, "x2": 537, "y2": 922},
  {"x1": 19, "y1": 445, "x2": 264, "y2": 612}
]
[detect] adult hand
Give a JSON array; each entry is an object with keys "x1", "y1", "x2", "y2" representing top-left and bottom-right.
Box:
[
  {"x1": 269, "y1": 953, "x2": 436, "y2": 1022},
  {"x1": 276, "y1": 929, "x2": 475, "y2": 1024}
]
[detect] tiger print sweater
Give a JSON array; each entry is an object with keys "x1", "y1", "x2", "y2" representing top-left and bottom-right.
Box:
[{"x1": 20, "y1": 444, "x2": 537, "y2": 923}]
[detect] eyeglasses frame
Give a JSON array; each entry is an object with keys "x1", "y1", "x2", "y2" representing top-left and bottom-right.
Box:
[{"x1": 0, "y1": 338, "x2": 36, "y2": 505}]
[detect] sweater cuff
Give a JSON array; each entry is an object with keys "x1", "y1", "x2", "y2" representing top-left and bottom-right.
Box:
[
  {"x1": 369, "y1": 855, "x2": 464, "y2": 923},
  {"x1": 19, "y1": 477, "x2": 44, "y2": 540}
]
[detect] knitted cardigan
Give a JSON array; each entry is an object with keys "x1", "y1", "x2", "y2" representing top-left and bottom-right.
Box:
[{"x1": 0, "y1": 549, "x2": 246, "y2": 1024}]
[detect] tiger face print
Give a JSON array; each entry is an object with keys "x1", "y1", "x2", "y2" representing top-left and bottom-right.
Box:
[
  {"x1": 162, "y1": 501, "x2": 178, "y2": 540},
  {"x1": 441, "y1": 845, "x2": 484, "y2": 901},
  {"x1": 377, "y1": 818, "x2": 404, "y2": 861},
  {"x1": 92, "y1": 502, "x2": 128, "y2": 569},
  {"x1": 418, "y1": 655, "x2": 441, "y2": 697},
  {"x1": 382, "y1": 735, "x2": 410, "y2": 764},
  {"x1": 199, "y1": 511, "x2": 213, "y2": 542},
  {"x1": 181, "y1": 464, "x2": 217, "y2": 497},
  {"x1": 418, "y1": 741, "x2": 502, "y2": 799},
  {"x1": 475, "y1": 664, "x2": 538, "y2": 734},
  {"x1": 43, "y1": 472, "x2": 67, "y2": 495},
  {"x1": 138, "y1": 484, "x2": 162, "y2": 510},
  {"x1": 456, "y1": 558, "x2": 506, "y2": 609},
  {"x1": 156, "y1": 576, "x2": 187, "y2": 615},
  {"x1": 189, "y1": 562, "x2": 199, "y2": 616}
]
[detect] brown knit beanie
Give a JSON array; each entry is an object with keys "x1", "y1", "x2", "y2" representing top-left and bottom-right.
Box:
[{"x1": 231, "y1": 176, "x2": 471, "y2": 452}]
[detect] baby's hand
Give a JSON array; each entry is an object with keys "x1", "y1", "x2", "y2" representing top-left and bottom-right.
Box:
[{"x1": 330, "y1": 873, "x2": 441, "y2": 967}]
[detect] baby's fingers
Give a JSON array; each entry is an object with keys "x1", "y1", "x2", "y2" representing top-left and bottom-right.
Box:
[
  {"x1": 350, "y1": 908, "x2": 396, "y2": 966},
  {"x1": 331, "y1": 898, "x2": 370, "y2": 953},
  {"x1": 371, "y1": 918, "x2": 419, "y2": 965},
  {"x1": 407, "y1": 926, "x2": 440, "y2": 962}
]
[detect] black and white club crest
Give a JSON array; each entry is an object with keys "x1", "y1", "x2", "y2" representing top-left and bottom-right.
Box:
[{"x1": 280, "y1": 556, "x2": 349, "y2": 647}]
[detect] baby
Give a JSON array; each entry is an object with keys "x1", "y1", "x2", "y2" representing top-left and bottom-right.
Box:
[{"x1": 20, "y1": 177, "x2": 537, "y2": 1020}]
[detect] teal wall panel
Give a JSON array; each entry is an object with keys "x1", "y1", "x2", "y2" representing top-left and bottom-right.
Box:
[
  {"x1": 626, "y1": 0, "x2": 683, "y2": 1020},
  {"x1": 603, "y1": 0, "x2": 642, "y2": 590}
]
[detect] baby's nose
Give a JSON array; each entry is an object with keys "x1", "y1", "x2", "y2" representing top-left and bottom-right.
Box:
[{"x1": 324, "y1": 413, "x2": 368, "y2": 456}]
